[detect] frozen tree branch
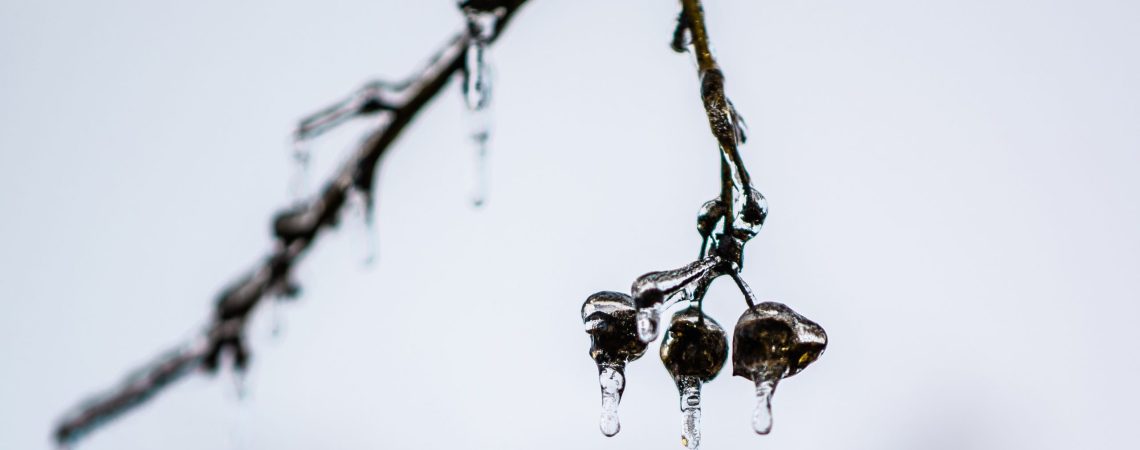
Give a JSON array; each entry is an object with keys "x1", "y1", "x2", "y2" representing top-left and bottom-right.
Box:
[
  {"x1": 53, "y1": 1, "x2": 528, "y2": 446},
  {"x1": 675, "y1": 0, "x2": 765, "y2": 268}
]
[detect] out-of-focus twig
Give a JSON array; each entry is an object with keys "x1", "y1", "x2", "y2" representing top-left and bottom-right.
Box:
[{"x1": 53, "y1": 1, "x2": 528, "y2": 446}]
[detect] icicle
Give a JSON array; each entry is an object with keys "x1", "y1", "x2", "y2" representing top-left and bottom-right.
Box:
[
  {"x1": 344, "y1": 187, "x2": 377, "y2": 266},
  {"x1": 470, "y1": 126, "x2": 490, "y2": 207},
  {"x1": 269, "y1": 296, "x2": 283, "y2": 339},
  {"x1": 230, "y1": 366, "x2": 249, "y2": 401},
  {"x1": 462, "y1": 7, "x2": 497, "y2": 207},
  {"x1": 289, "y1": 138, "x2": 311, "y2": 204},
  {"x1": 635, "y1": 304, "x2": 663, "y2": 342},
  {"x1": 598, "y1": 365, "x2": 625, "y2": 437},
  {"x1": 731, "y1": 302, "x2": 828, "y2": 437},
  {"x1": 227, "y1": 376, "x2": 252, "y2": 450},
  {"x1": 678, "y1": 376, "x2": 702, "y2": 449},
  {"x1": 752, "y1": 378, "x2": 777, "y2": 435}
]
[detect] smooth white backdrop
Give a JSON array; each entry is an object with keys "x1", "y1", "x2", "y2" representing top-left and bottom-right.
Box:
[{"x1": 1, "y1": 0, "x2": 1138, "y2": 449}]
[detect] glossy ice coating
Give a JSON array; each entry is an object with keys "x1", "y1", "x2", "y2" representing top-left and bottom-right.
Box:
[
  {"x1": 582, "y1": 292, "x2": 649, "y2": 365},
  {"x1": 660, "y1": 308, "x2": 728, "y2": 383},
  {"x1": 696, "y1": 198, "x2": 726, "y2": 239},
  {"x1": 731, "y1": 302, "x2": 827, "y2": 380},
  {"x1": 734, "y1": 187, "x2": 768, "y2": 241}
]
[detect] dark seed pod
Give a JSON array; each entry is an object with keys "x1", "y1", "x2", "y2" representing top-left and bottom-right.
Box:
[
  {"x1": 732, "y1": 302, "x2": 826, "y2": 380},
  {"x1": 732, "y1": 302, "x2": 826, "y2": 435},
  {"x1": 660, "y1": 308, "x2": 728, "y2": 449},
  {"x1": 660, "y1": 307, "x2": 728, "y2": 383},
  {"x1": 582, "y1": 292, "x2": 648, "y2": 366}
]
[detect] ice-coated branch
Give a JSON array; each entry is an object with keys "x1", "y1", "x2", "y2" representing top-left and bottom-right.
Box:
[
  {"x1": 675, "y1": 0, "x2": 760, "y2": 241},
  {"x1": 53, "y1": 1, "x2": 529, "y2": 446}
]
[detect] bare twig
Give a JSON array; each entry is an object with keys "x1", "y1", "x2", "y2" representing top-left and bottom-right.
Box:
[{"x1": 53, "y1": 1, "x2": 528, "y2": 446}]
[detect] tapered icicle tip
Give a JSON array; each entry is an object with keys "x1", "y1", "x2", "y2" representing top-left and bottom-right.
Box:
[
  {"x1": 636, "y1": 307, "x2": 662, "y2": 343},
  {"x1": 598, "y1": 365, "x2": 625, "y2": 437},
  {"x1": 678, "y1": 376, "x2": 702, "y2": 449},
  {"x1": 752, "y1": 378, "x2": 776, "y2": 435}
]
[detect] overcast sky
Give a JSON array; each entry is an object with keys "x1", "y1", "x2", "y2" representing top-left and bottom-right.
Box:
[{"x1": 2, "y1": 0, "x2": 1138, "y2": 449}]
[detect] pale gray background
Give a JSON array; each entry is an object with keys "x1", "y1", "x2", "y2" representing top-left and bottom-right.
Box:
[{"x1": 2, "y1": 0, "x2": 1138, "y2": 449}]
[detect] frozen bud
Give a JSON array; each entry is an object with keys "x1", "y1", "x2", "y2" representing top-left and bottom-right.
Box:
[
  {"x1": 660, "y1": 308, "x2": 727, "y2": 449},
  {"x1": 582, "y1": 291, "x2": 648, "y2": 437},
  {"x1": 735, "y1": 188, "x2": 768, "y2": 241},
  {"x1": 696, "y1": 198, "x2": 726, "y2": 239},
  {"x1": 732, "y1": 302, "x2": 826, "y2": 435}
]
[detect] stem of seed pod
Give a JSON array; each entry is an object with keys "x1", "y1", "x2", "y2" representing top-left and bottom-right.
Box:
[{"x1": 728, "y1": 270, "x2": 758, "y2": 312}]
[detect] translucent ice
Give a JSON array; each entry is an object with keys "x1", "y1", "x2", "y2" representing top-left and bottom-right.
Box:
[
  {"x1": 462, "y1": 7, "x2": 497, "y2": 207},
  {"x1": 661, "y1": 308, "x2": 726, "y2": 449},
  {"x1": 752, "y1": 378, "x2": 776, "y2": 435},
  {"x1": 582, "y1": 292, "x2": 648, "y2": 437},
  {"x1": 732, "y1": 302, "x2": 827, "y2": 435},
  {"x1": 289, "y1": 138, "x2": 311, "y2": 205},
  {"x1": 678, "y1": 376, "x2": 702, "y2": 449},
  {"x1": 343, "y1": 187, "x2": 377, "y2": 265},
  {"x1": 598, "y1": 365, "x2": 624, "y2": 437}
]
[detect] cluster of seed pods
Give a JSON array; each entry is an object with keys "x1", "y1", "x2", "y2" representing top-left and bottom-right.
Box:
[{"x1": 581, "y1": 197, "x2": 827, "y2": 448}]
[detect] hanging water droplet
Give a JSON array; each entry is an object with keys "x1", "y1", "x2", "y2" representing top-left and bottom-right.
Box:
[
  {"x1": 678, "y1": 376, "x2": 702, "y2": 449},
  {"x1": 636, "y1": 305, "x2": 663, "y2": 342},
  {"x1": 752, "y1": 378, "x2": 776, "y2": 435},
  {"x1": 598, "y1": 365, "x2": 624, "y2": 437}
]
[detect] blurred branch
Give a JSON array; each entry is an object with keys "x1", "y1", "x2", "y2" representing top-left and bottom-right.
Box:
[{"x1": 53, "y1": 1, "x2": 528, "y2": 446}]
